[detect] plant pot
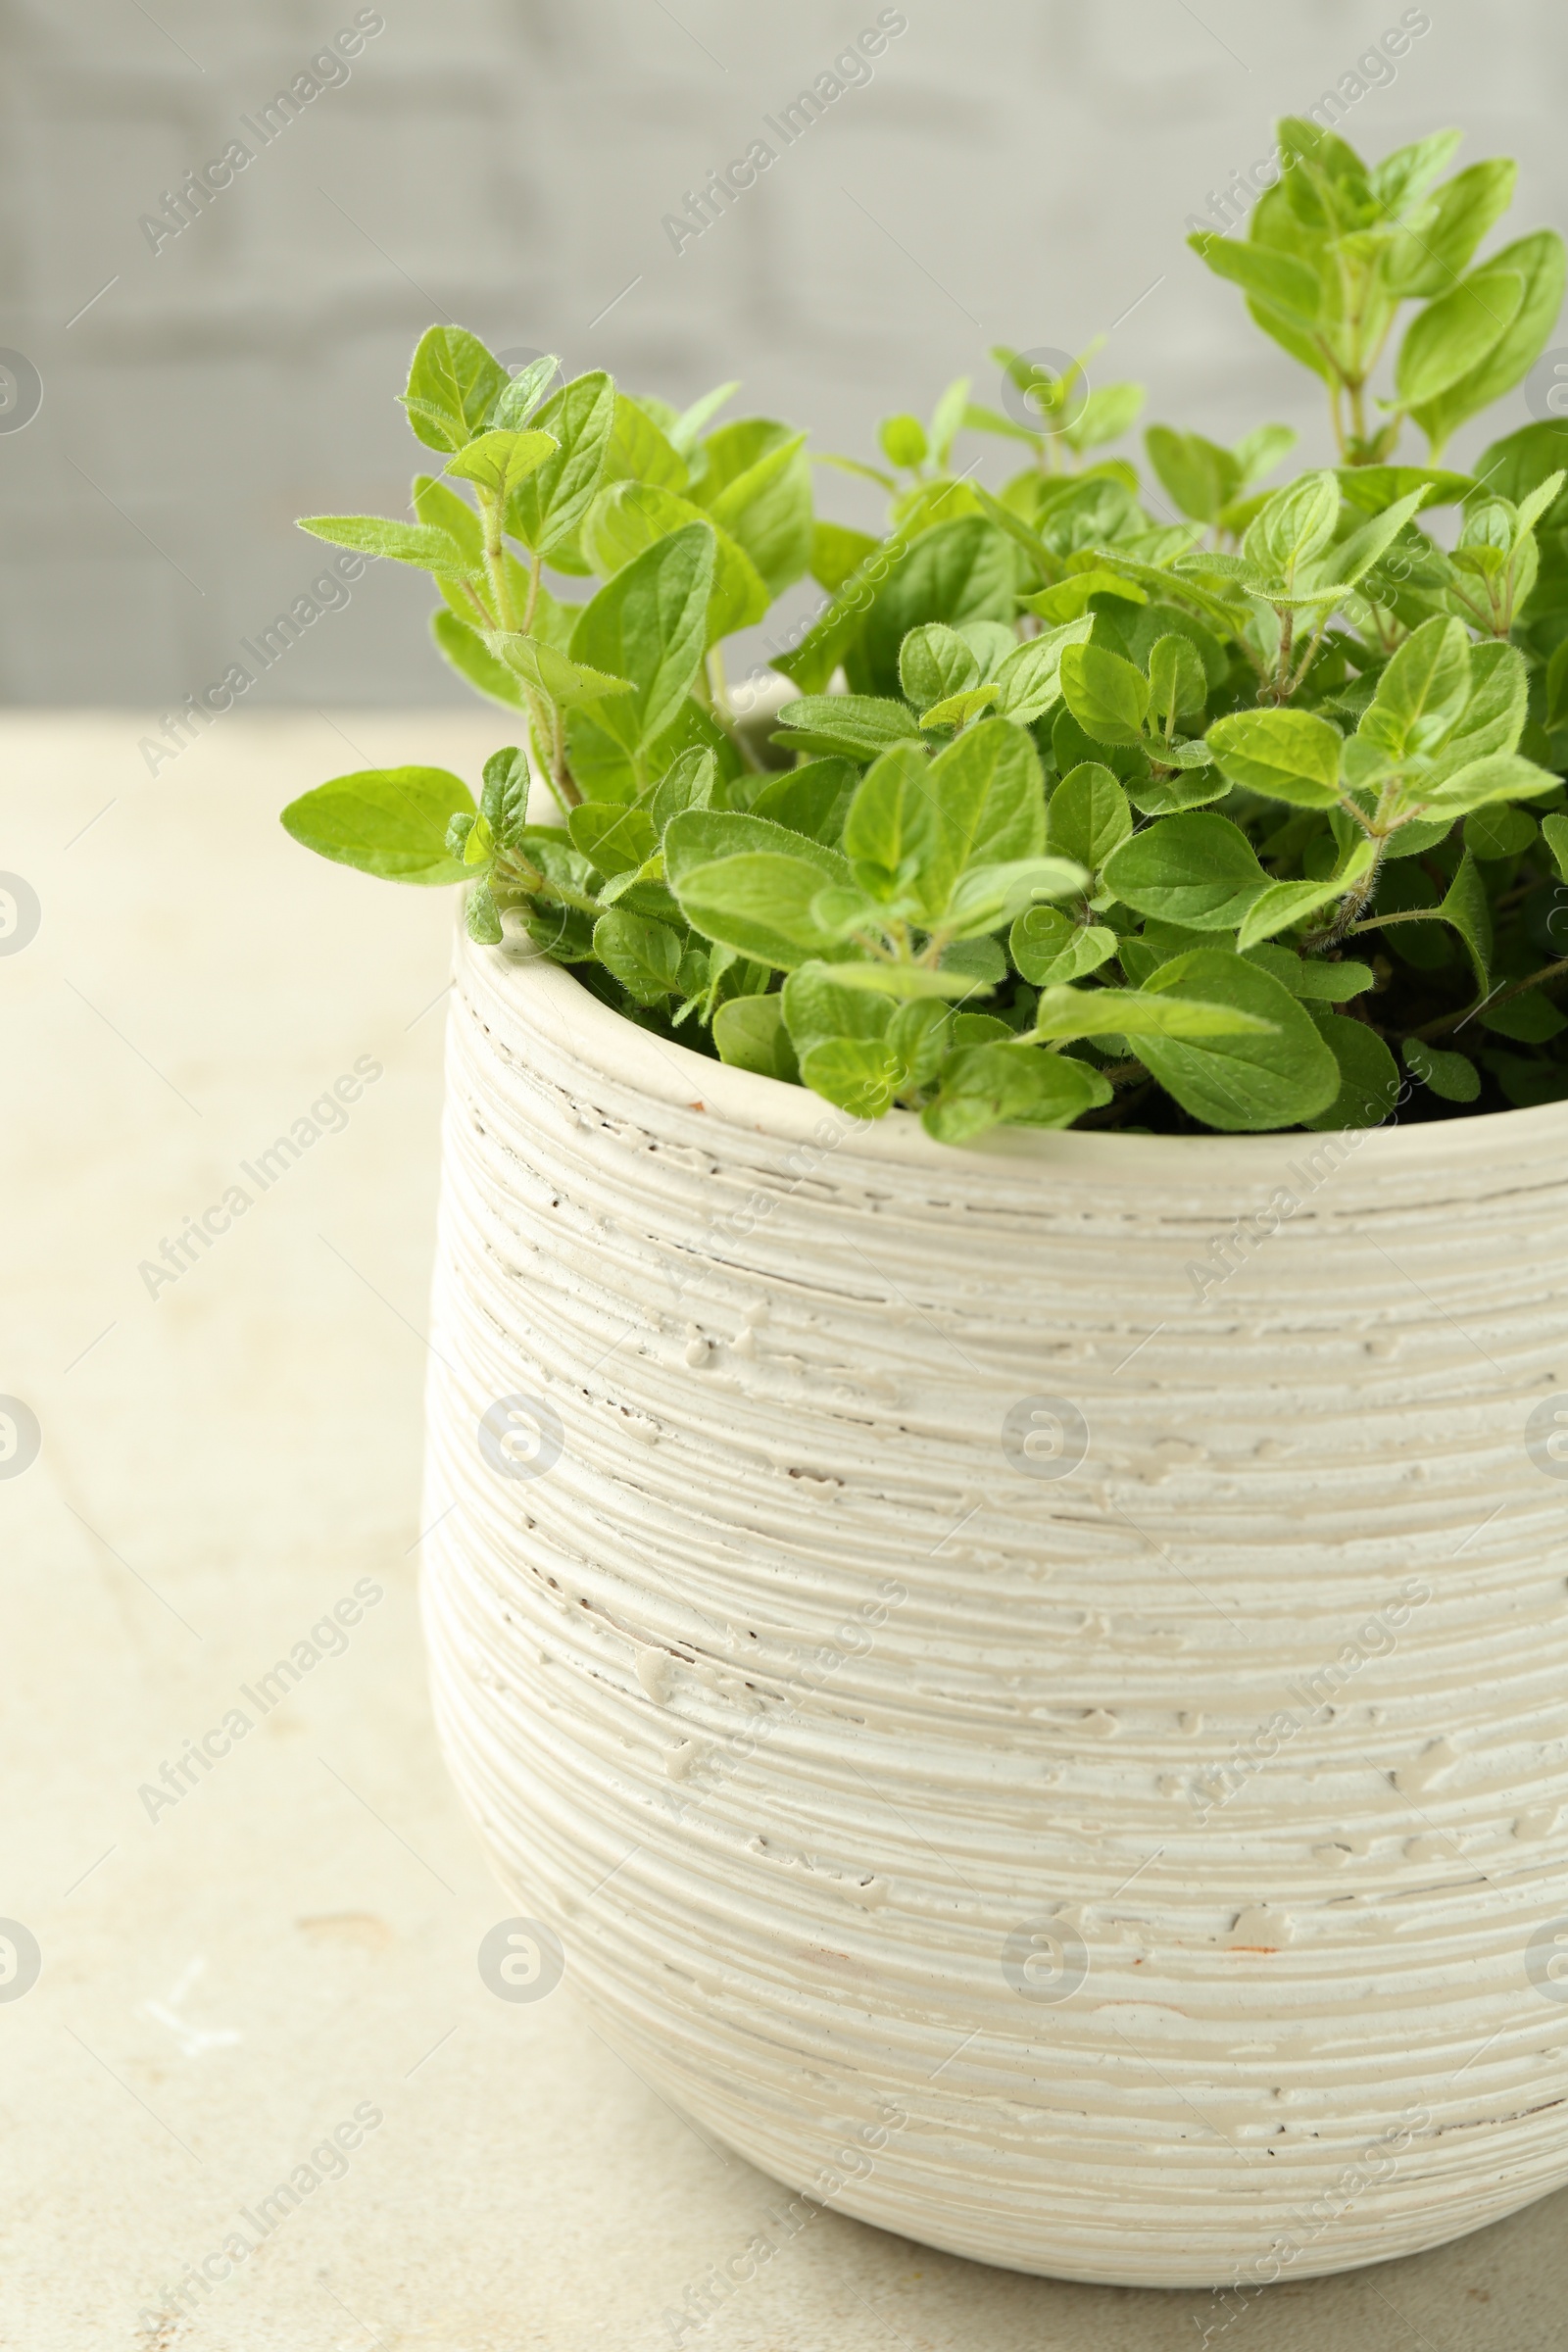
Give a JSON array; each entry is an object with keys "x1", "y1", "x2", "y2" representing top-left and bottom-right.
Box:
[{"x1": 420, "y1": 923, "x2": 1568, "y2": 2290}]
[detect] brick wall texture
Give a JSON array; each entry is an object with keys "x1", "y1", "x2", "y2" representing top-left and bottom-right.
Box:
[{"x1": 3, "y1": 0, "x2": 1567, "y2": 709}]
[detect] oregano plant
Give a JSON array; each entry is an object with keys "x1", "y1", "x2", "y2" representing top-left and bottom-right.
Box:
[{"x1": 283, "y1": 116, "x2": 1568, "y2": 1143}]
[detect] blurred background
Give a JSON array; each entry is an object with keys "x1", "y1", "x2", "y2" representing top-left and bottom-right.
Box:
[{"x1": 4, "y1": 0, "x2": 1568, "y2": 712}]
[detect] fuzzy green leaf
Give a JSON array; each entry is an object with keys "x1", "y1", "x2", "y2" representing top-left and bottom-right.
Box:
[
  {"x1": 592, "y1": 909, "x2": 684, "y2": 1004},
  {"x1": 1358, "y1": 615, "x2": 1472, "y2": 759},
  {"x1": 1303, "y1": 1014, "x2": 1401, "y2": 1131},
  {"x1": 841, "y1": 720, "x2": 1049, "y2": 924},
  {"x1": 713, "y1": 994, "x2": 800, "y2": 1081},
  {"x1": 1463, "y1": 805, "x2": 1537, "y2": 862},
  {"x1": 1063, "y1": 382, "x2": 1146, "y2": 453},
  {"x1": 1135, "y1": 949, "x2": 1340, "y2": 1130},
  {"x1": 649, "y1": 748, "x2": 720, "y2": 832},
  {"x1": 1243, "y1": 471, "x2": 1343, "y2": 581},
  {"x1": 281, "y1": 767, "x2": 475, "y2": 886},
  {"x1": 1410, "y1": 232, "x2": 1568, "y2": 455},
  {"x1": 1397, "y1": 268, "x2": 1525, "y2": 409},
  {"x1": 810, "y1": 519, "x2": 882, "y2": 596},
  {"x1": 1438, "y1": 638, "x2": 1529, "y2": 767},
  {"x1": 921, "y1": 1045, "x2": 1110, "y2": 1144},
  {"x1": 794, "y1": 1038, "x2": 905, "y2": 1117},
  {"x1": 1235, "y1": 846, "x2": 1374, "y2": 952},
  {"x1": 1102, "y1": 812, "x2": 1268, "y2": 931},
  {"x1": 1127, "y1": 769, "x2": 1230, "y2": 816},
  {"x1": 1009, "y1": 907, "x2": 1118, "y2": 987},
  {"x1": 465, "y1": 878, "x2": 503, "y2": 944},
  {"x1": 445, "y1": 427, "x2": 559, "y2": 504},
  {"x1": 1188, "y1": 232, "x2": 1321, "y2": 328},
  {"x1": 402, "y1": 326, "x2": 509, "y2": 455},
  {"x1": 899, "y1": 623, "x2": 980, "y2": 713},
  {"x1": 484, "y1": 631, "x2": 634, "y2": 709},
  {"x1": 1244, "y1": 947, "x2": 1375, "y2": 1003},
  {"x1": 676, "y1": 858, "x2": 851, "y2": 966},
  {"x1": 1059, "y1": 643, "x2": 1151, "y2": 748},
  {"x1": 584, "y1": 479, "x2": 769, "y2": 644},
  {"x1": 921, "y1": 687, "x2": 1001, "y2": 732},
  {"x1": 1406, "y1": 750, "x2": 1560, "y2": 824},
  {"x1": 819, "y1": 961, "x2": 991, "y2": 1001},
  {"x1": 488, "y1": 356, "x2": 563, "y2": 431},
  {"x1": 479, "y1": 746, "x2": 531, "y2": 847},
  {"x1": 1147, "y1": 635, "x2": 1210, "y2": 738},
  {"x1": 920, "y1": 719, "x2": 1049, "y2": 901},
  {"x1": 1145, "y1": 425, "x2": 1241, "y2": 524},
  {"x1": 1048, "y1": 761, "x2": 1132, "y2": 876},
  {"x1": 569, "y1": 802, "x2": 659, "y2": 878},
  {"x1": 858, "y1": 515, "x2": 1017, "y2": 699},
  {"x1": 507, "y1": 372, "x2": 617, "y2": 557},
  {"x1": 569, "y1": 524, "x2": 715, "y2": 757},
  {"x1": 782, "y1": 963, "x2": 897, "y2": 1057},
  {"x1": 604, "y1": 394, "x2": 689, "y2": 493},
  {"x1": 1027, "y1": 985, "x2": 1274, "y2": 1044},
  {"x1": 412, "y1": 472, "x2": 486, "y2": 565},
  {"x1": 298, "y1": 514, "x2": 473, "y2": 576},
  {"x1": 430, "y1": 611, "x2": 526, "y2": 708},
  {"x1": 1370, "y1": 130, "x2": 1465, "y2": 219},
  {"x1": 666, "y1": 812, "x2": 852, "y2": 969},
  {"x1": 1386, "y1": 159, "x2": 1516, "y2": 298},
  {"x1": 1435, "y1": 849, "x2": 1494, "y2": 994},
  {"x1": 941, "y1": 857, "x2": 1089, "y2": 939},
  {"x1": 691, "y1": 421, "x2": 814, "y2": 595},
  {"x1": 773, "y1": 698, "x2": 925, "y2": 764},
  {"x1": 745, "y1": 760, "x2": 855, "y2": 844},
  {"x1": 990, "y1": 618, "x2": 1096, "y2": 724},
  {"x1": 1020, "y1": 572, "x2": 1147, "y2": 625},
  {"x1": 1403, "y1": 1039, "x2": 1482, "y2": 1102}
]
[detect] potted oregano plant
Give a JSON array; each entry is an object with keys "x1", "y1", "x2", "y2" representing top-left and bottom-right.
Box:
[{"x1": 289, "y1": 119, "x2": 1568, "y2": 2288}]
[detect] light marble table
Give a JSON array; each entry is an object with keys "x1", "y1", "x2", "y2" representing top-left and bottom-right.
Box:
[{"x1": 3, "y1": 711, "x2": 1562, "y2": 2350}]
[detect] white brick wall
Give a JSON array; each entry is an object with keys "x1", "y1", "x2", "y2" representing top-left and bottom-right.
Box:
[{"x1": 4, "y1": 0, "x2": 1568, "y2": 707}]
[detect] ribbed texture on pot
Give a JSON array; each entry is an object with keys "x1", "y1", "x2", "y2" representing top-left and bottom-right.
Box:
[{"x1": 422, "y1": 929, "x2": 1568, "y2": 2288}]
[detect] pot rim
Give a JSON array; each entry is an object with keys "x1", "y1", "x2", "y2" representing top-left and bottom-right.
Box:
[{"x1": 467, "y1": 924, "x2": 1568, "y2": 1179}]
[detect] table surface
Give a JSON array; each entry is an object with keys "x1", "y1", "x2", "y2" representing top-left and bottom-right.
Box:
[{"x1": 4, "y1": 711, "x2": 1563, "y2": 2351}]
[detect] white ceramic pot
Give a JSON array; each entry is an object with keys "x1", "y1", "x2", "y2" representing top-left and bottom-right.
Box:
[{"x1": 421, "y1": 925, "x2": 1568, "y2": 2289}]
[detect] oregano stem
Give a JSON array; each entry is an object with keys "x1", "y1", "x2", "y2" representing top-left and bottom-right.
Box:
[
  {"x1": 1316, "y1": 839, "x2": 1389, "y2": 949},
  {"x1": 1287, "y1": 612, "x2": 1332, "y2": 698},
  {"x1": 459, "y1": 579, "x2": 495, "y2": 632},
  {"x1": 1349, "y1": 908, "x2": 1446, "y2": 932},
  {"x1": 550, "y1": 703, "x2": 579, "y2": 809},
  {"x1": 479, "y1": 489, "x2": 516, "y2": 631}
]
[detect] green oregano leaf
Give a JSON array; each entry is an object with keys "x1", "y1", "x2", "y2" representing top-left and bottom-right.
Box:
[
  {"x1": 402, "y1": 325, "x2": 510, "y2": 455},
  {"x1": 1304, "y1": 1013, "x2": 1401, "y2": 1130},
  {"x1": 1059, "y1": 642, "x2": 1152, "y2": 748},
  {"x1": 1403, "y1": 1038, "x2": 1482, "y2": 1102},
  {"x1": 713, "y1": 994, "x2": 799, "y2": 1080},
  {"x1": 1135, "y1": 950, "x2": 1339, "y2": 1130},
  {"x1": 466, "y1": 879, "x2": 504, "y2": 944},
  {"x1": 1102, "y1": 813, "x2": 1268, "y2": 931},
  {"x1": 281, "y1": 767, "x2": 475, "y2": 885},
  {"x1": 1048, "y1": 762, "x2": 1132, "y2": 876},
  {"x1": 922, "y1": 1046, "x2": 1110, "y2": 1144},
  {"x1": 592, "y1": 909, "x2": 684, "y2": 1004}
]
